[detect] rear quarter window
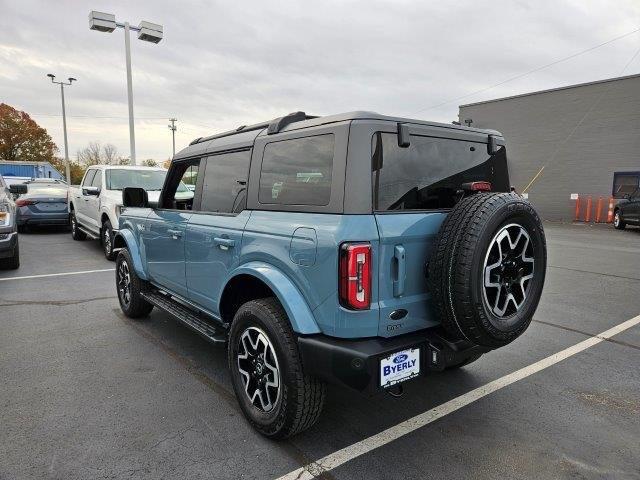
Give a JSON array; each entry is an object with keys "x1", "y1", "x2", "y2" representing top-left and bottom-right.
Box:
[
  {"x1": 372, "y1": 133, "x2": 509, "y2": 211},
  {"x1": 259, "y1": 134, "x2": 335, "y2": 206}
]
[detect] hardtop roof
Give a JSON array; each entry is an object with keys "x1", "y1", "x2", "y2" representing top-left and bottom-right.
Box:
[{"x1": 174, "y1": 111, "x2": 502, "y2": 160}]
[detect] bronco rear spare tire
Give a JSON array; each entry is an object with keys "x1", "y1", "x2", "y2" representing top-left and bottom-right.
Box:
[{"x1": 428, "y1": 193, "x2": 546, "y2": 348}]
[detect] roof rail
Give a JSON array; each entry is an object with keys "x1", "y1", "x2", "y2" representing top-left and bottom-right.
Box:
[
  {"x1": 267, "y1": 111, "x2": 309, "y2": 135},
  {"x1": 188, "y1": 111, "x2": 316, "y2": 146}
]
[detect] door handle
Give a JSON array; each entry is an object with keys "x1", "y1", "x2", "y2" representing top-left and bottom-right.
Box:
[
  {"x1": 167, "y1": 229, "x2": 182, "y2": 239},
  {"x1": 393, "y1": 245, "x2": 406, "y2": 297},
  {"x1": 214, "y1": 237, "x2": 235, "y2": 249}
]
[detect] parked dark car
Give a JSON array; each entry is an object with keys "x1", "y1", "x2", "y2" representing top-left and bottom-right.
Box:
[
  {"x1": 0, "y1": 174, "x2": 21, "y2": 269},
  {"x1": 15, "y1": 180, "x2": 70, "y2": 232},
  {"x1": 613, "y1": 188, "x2": 640, "y2": 229}
]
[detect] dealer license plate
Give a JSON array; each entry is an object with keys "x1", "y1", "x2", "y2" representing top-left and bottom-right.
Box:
[{"x1": 380, "y1": 348, "x2": 420, "y2": 388}]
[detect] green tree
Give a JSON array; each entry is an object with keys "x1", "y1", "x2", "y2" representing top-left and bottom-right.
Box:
[{"x1": 0, "y1": 103, "x2": 58, "y2": 162}]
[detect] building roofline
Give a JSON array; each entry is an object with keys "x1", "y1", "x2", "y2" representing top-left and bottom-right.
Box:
[
  {"x1": 0, "y1": 160, "x2": 56, "y2": 166},
  {"x1": 459, "y1": 72, "x2": 640, "y2": 109}
]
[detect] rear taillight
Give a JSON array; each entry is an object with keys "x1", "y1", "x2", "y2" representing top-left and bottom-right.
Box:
[
  {"x1": 462, "y1": 181, "x2": 492, "y2": 192},
  {"x1": 15, "y1": 199, "x2": 37, "y2": 207},
  {"x1": 339, "y1": 242, "x2": 371, "y2": 310}
]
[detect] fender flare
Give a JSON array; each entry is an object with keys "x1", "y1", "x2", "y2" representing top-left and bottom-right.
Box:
[
  {"x1": 224, "y1": 262, "x2": 321, "y2": 335},
  {"x1": 113, "y1": 229, "x2": 148, "y2": 280}
]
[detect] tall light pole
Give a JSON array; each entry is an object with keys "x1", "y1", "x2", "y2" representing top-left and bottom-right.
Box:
[
  {"x1": 89, "y1": 11, "x2": 163, "y2": 166},
  {"x1": 168, "y1": 118, "x2": 177, "y2": 157},
  {"x1": 47, "y1": 74, "x2": 76, "y2": 184}
]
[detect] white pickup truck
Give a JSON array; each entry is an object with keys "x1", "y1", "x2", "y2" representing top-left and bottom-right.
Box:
[{"x1": 68, "y1": 165, "x2": 193, "y2": 260}]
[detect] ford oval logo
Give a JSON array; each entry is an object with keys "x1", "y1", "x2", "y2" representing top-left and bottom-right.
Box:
[{"x1": 394, "y1": 354, "x2": 408, "y2": 364}]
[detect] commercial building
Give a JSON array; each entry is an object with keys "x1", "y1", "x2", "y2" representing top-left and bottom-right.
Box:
[
  {"x1": 0, "y1": 161, "x2": 64, "y2": 180},
  {"x1": 458, "y1": 74, "x2": 640, "y2": 221}
]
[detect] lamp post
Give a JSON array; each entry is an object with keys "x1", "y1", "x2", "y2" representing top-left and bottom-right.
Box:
[
  {"x1": 89, "y1": 11, "x2": 163, "y2": 166},
  {"x1": 168, "y1": 118, "x2": 177, "y2": 157},
  {"x1": 47, "y1": 74, "x2": 76, "y2": 184}
]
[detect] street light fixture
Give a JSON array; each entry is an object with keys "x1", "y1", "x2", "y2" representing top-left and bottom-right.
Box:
[
  {"x1": 89, "y1": 11, "x2": 163, "y2": 165},
  {"x1": 47, "y1": 74, "x2": 76, "y2": 184}
]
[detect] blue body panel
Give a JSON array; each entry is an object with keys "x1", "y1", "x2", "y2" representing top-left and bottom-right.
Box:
[
  {"x1": 185, "y1": 211, "x2": 251, "y2": 313},
  {"x1": 242, "y1": 211, "x2": 381, "y2": 337},
  {"x1": 119, "y1": 207, "x2": 449, "y2": 339},
  {"x1": 115, "y1": 225, "x2": 148, "y2": 280},
  {"x1": 145, "y1": 209, "x2": 192, "y2": 297},
  {"x1": 225, "y1": 261, "x2": 321, "y2": 335},
  {"x1": 374, "y1": 212, "x2": 447, "y2": 337}
]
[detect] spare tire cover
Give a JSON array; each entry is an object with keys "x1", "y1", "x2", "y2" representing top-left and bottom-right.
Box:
[{"x1": 427, "y1": 193, "x2": 546, "y2": 348}]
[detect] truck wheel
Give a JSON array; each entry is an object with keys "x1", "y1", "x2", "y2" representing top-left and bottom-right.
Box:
[
  {"x1": 428, "y1": 193, "x2": 547, "y2": 348},
  {"x1": 613, "y1": 210, "x2": 626, "y2": 230},
  {"x1": 228, "y1": 298, "x2": 326, "y2": 439},
  {"x1": 70, "y1": 211, "x2": 86, "y2": 241},
  {"x1": 0, "y1": 242, "x2": 20, "y2": 270},
  {"x1": 116, "y1": 249, "x2": 153, "y2": 318},
  {"x1": 102, "y1": 219, "x2": 116, "y2": 260}
]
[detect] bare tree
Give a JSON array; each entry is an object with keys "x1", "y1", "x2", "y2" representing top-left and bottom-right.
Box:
[
  {"x1": 76, "y1": 142, "x2": 102, "y2": 165},
  {"x1": 76, "y1": 142, "x2": 124, "y2": 165},
  {"x1": 103, "y1": 144, "x2": 119, "y2": 164}
]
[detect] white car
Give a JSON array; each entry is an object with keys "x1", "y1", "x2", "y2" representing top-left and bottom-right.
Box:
[{"x1": 68, "y1": 165, "x2": 193, "y2": 259}]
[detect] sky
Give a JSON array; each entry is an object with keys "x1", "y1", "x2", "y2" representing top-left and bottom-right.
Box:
[{"x1": 1, "y1": 0, "x2": 639, "y2": 162}]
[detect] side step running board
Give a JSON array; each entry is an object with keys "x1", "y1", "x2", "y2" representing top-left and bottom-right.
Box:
[
  {"x1": 141, "y1": 290, "x2": 227, "y2": 344},
  {"x1": 78, "y1": 225, "x2": 99, "y2": 239}
]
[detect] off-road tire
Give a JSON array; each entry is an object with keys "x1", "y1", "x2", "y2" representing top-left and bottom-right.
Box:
[
  {"x1": 116, "y1": 249, "x2": 153, "y2": 318},
  {"x1": 428, "y1": 193, "x2": 546, "y2": 348},
  {"x1": 0, "y1": 242, "x2": 20, "y2": 270},
  {"x1": 102, "y1": 219, "x2": 116, "y2": 260},
  {"x1": 613, "y1": 210, "x2": 626, "y2": 230},
  {"x1": 228, "y1": 298, "x2": 326, "y2": 439},
  {"x1": 70, "y1": 211, "x2": 86, "y2": 241}
]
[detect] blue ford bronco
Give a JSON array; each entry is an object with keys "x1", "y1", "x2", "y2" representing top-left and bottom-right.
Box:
[{"x1": 114, "y1": 111, "x2": 546, "y2": 438}]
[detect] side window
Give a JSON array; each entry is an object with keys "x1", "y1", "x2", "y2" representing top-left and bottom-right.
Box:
[
  {"x1": 91, "y1": 171, "x2": 102, "y2": 189},
  {"x1": 372, "y1": 133, "x2": 509, "y2": 211},
  {"x1": 200, "y1": 150, "x2": 251, "y2": 214},
  {"x1": 259, "y1": 134, "x2": 334, "y2": 206},
  {"x1": 160, "y1": 160, "x2": 200, "y2": 210},
  {"x1": 82, "y1": 169, "x2": 96, "y2": 187},
  {"x1": 612, "y1": 172, "x2": 640, "y2": 199}
]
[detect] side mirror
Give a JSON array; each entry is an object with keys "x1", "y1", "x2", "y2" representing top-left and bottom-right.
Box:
[
  {"x1": 122, "y1": 187, "x2": 149, "y2": 208},
  {"x1": 83, "y1": 186, "x2": 100, "y2": 196},
  {"x1": 9, "y1": 184, "x2": 27, "y2": 195}
]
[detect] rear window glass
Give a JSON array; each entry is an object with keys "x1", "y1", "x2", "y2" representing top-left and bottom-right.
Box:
[
  {"x1": 259, "y1": 134, "x2": 334, "y2": 206},
  {"x1": 372, "y1": 133, "x2": 509, "y2": 211}
]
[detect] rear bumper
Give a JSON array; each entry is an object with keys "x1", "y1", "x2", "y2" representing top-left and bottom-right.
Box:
[
  {"x1": 0, "y1": 231, "x2": 18, "y2": 259},
  {"x1": 298, "y1": 329, "x2": 490, "y2": 394},
  {"x1": 18, "y1": 212, "x2": 69, "y2": 226}
]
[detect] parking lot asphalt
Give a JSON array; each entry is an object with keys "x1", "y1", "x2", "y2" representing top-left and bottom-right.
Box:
[{"x1": 1, "y1": 223, "x2": 639, "y2": 480}]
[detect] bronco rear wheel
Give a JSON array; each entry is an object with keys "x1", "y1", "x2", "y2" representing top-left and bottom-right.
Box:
[
  {"x1": 228, "y1": 298, "x2": 325, "y2": 439},
  {"x1": 428, "y1": 193, "x2": 546, "y2": 348}
]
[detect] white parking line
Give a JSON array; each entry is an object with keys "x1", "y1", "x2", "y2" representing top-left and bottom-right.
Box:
[
  {"x1": 277, "y1": 314, "x2": 640, "y2": 480},
  {"x1": 0, "y1": 268, "x2": 115, "y2": 282}
]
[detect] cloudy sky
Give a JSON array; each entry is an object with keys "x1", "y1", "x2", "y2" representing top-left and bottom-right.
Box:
[{"x1": 1, "y1": 0, "x2": 639, "y2": 162}]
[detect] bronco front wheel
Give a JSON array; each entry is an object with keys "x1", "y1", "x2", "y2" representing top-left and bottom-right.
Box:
[
  {"x1": 228, "y1": 298, "x2": 325, "y2": 439},
  {"x1": 116, "y1": 249, "x2": 153, "y2": 318}
]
